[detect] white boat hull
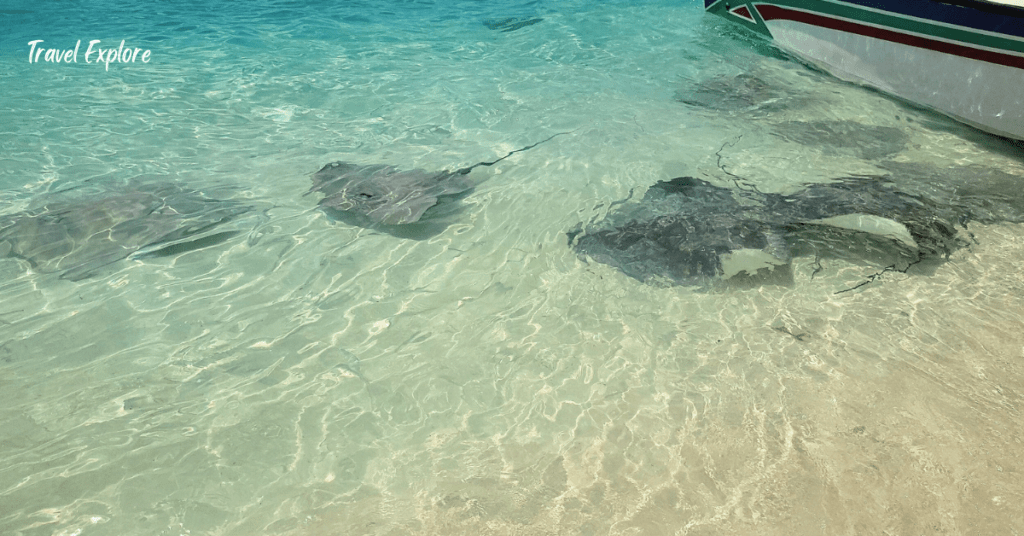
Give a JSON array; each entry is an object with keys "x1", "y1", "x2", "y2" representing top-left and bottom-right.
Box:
[{"x1": 705, "y1": 0, "x2": 1024, "y2": 140}]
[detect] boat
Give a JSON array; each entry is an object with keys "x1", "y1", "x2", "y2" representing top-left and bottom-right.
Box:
[{"x1": 703, "y1": 0, "x2": 1024, "y2": 141}]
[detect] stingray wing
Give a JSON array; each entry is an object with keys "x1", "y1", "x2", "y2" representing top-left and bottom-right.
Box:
[{"x1": 0, "y1": 185, "x2": 251, "y2": 280}]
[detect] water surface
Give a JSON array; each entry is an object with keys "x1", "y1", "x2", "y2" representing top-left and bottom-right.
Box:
[{"x1": 2, "y1": 1, "x2": 1023, "y2": 534}]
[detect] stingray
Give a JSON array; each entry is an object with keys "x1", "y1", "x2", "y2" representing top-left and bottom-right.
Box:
[
  {"x1": 0, "y1": 182, "x2": 252, "y2": 281},
  {"x1": 310, "y1": 133, "x2": 565, "y2": 238},
  {"x1": 569, "y1": 175, "x2": 973, "y2": 289},
  {"x1": 772, "y1": 120, "x2": 909, "y2": 160},
  {"x1": 675, "y1": 73, "x2": 788, "y2": 112},
  {"x1": 310, "y1": 163, "x2": 475, "y2": 230},
  {"x1": 483, "y1": 17, "x2": 543, "y2": 32}
]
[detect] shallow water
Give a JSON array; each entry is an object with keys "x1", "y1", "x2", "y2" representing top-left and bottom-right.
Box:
[{"x1": 2, "y1": 1, "x2": 1024, "y2": 535}]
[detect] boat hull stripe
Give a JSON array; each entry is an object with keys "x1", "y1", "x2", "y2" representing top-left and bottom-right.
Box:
[{"x1": 756, "y1": 4, "x2": 1024, "y2": 69}]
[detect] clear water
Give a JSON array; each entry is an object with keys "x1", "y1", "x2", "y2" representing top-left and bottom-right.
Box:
[{"x1": 2, "y1": 1, "x2": 1024, "y2": 534}]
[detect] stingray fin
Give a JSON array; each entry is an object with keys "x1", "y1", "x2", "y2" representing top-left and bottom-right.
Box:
[{"x1": 803, "y1": 214, "x2": 919, "y2": 249}]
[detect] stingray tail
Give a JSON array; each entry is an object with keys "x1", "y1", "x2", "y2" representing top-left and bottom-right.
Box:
[{"x1": 456, "y1": 130, "x2": 574, "y2": 175}]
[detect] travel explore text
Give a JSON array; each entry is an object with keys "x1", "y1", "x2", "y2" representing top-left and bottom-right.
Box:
[{"x1": 27, "y1": 40, "x2": 152, "y2": 71}]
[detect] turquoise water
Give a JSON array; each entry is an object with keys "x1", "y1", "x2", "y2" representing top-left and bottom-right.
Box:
[{"x1": 3, "y1": 1, "x2": 1024, "y2": 534}]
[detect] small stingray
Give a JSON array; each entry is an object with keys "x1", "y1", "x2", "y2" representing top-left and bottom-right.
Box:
[
  {"x1": 0, "y1": 183, "x2": 252, "y2": 281},
  {"x1": 483, "y1": 17, "x2": 543, "y2": 32},
  {"x1": 311, "y1": 133, "x2": 566, "y2": 237},
  {"x1": 772, "y1": 120, "x2": 909, "y2": 160},
  {"x1": 675, "y1": 73, "x2": 787, "y2": 112},
  {"x1": 569, "y1": 175, "x2": 970, "y2": 289}
]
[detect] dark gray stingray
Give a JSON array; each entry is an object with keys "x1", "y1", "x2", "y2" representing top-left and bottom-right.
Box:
[
  {"x1": 483, "y1": 17, "x2": 543, "y2": 32},
  {"x1": 0, "y1": 183, "x2": 251, "y2": 281},
  {"x1": 310, "y1": 133, "x2": 565, "y2": 238},
  {"x1": 569, "y1": 175, "x2": 987, "y2": 289}
]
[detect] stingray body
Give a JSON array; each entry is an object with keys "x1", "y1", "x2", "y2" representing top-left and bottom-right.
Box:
[
  {"x1": 0, "y1": 183, "x2": 251, "y2": 281},
  {"x1": 311, "y1": 134, "x2": 566, "y2": 238},
  {"x1": 772, "y1": 121, "x2": 909, "y2": 160},
  {"x1": 483, "y1": 17, "x2": 543, "y2": 32},
  {"x1": 676, "y1": 74, "x2": 783, "y2": 112},
  {"x1": 311, "y1": 163, "x2": 475, "y2": 227},
  {"x1": 570, "y1": 176, "x2": 967, "y2": 288},
  {"x1": 568, "y1": 177, "x2": 777, "y2": 284}
]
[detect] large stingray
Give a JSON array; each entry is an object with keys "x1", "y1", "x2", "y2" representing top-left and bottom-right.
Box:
[
  {"x1": 0, "y1": 182, "x2": 252, "y2": 281},
  {"x1": 310, "y1": 133, "x2": 565, "y2": 238},
  {"x1": 569, "y1": 175, "x2": 976, "y2": 289}
]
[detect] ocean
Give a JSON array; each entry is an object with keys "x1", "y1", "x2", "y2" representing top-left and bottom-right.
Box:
[{"x1": 2, "y1": 1, "x2": 1023, "y2": 534}]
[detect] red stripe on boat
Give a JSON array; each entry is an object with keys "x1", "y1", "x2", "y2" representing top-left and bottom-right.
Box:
[
  {"x1": 731, "y1": 5, "x2": 756, "y2": 22},
  {"x1": 755, "y1": 4, "x2": 1024, "y2": 70}
]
